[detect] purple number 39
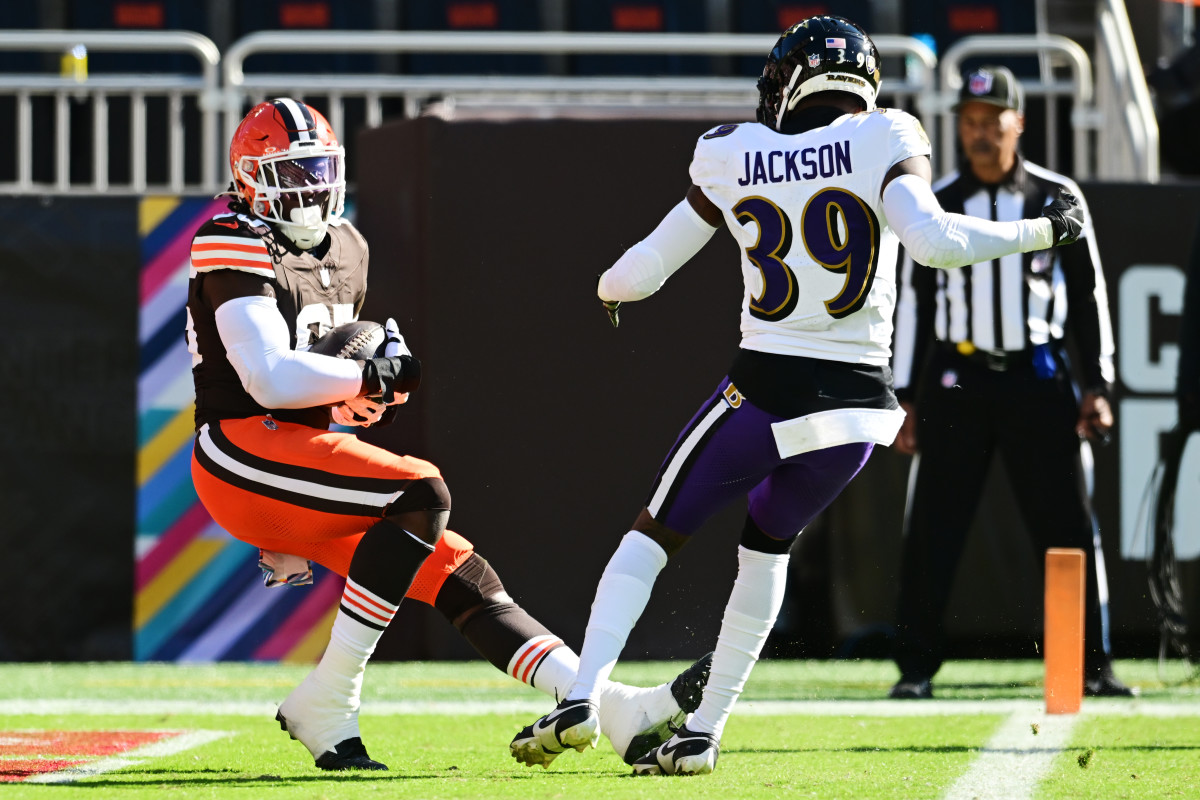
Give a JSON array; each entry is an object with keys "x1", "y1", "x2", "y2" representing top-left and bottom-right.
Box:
[{"x1": 735, "y1": 188, "x2": 880, "y2": 321}]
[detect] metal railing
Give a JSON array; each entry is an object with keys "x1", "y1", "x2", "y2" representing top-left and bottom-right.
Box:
[
  {"x1": 222, "y1": 30, "x2": 937, "y2": 146},
  {"x1": 1094, "y1": 0, "x2": 1159, "y2": 182},
  {"x1": 0, "y1": 27, "x2": 1161, "y2": 195},
  {"x1": 0, "y1": 30, "x2": 221, "y2": 194},
  {"x1": 936, "y1": 34, "x2": 1095, "y2": 179}
]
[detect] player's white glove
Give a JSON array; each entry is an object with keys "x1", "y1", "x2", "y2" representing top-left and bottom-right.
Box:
[
  {"x1": 354, "y1": 318, "x2": 418, "y2": 412},
  {"x1": 384, "y1": 317, "x2": 411, "y2": 359},
  {"x1": 375, "y1": 318, "x2": 413, "y2": 407},
  {"x1": 331, "y1": 394, "x2": 388, "y2": 427}
]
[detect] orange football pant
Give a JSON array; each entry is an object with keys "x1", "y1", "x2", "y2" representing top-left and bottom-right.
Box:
[{"x1": 191, "y1": 416, "x2": 474, "y2": 606}]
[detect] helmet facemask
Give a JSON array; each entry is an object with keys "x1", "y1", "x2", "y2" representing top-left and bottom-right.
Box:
[{"x1": 236, "y1": 148, "x2": 346, "y2": 250}]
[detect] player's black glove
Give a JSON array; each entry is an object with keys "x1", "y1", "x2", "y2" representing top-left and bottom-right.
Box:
[
  {"x1": 1040, "y1": 190, "x2": 1085, "y2": 246},
  {"x1": 602, "y1": 299, "x2": 621, "y2": 327},
  {"x1": 360, "y1": 355, "x2": 421, "y2": 403},
  {"x1": 597, "y1": 273, "x2": 620, "y2": 328}
]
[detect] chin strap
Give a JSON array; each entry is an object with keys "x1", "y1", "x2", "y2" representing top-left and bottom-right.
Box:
[{"x1": 280, "y1": 225, "x2": 328, "y2": 249}]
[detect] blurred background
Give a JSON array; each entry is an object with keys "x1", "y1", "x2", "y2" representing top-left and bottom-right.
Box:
[{"x1": 1, "y1": 0, "x2": 1197, "y2": 673}]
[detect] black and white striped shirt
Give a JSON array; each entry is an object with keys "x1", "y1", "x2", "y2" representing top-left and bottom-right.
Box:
[{"x1": 892, "y1": 155, "x2": 1115, "y2": 399}]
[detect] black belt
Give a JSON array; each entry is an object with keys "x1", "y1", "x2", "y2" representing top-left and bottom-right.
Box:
[{"x1": 941, "y1": 342, "x2": 1030, "y2": 372}]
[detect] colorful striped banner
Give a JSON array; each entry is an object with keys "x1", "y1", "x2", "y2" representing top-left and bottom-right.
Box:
[{"x1": 134, "y1": 195, "x2": 343, "y2": 663}]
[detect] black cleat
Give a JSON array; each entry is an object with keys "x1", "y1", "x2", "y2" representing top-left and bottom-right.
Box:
[
  {"x1": 888, "y1": 678, "x2": 933, "y2": 699},
  {"x1": 670, "y1": 651, "x2": 714, "y2": 714},
  {"x1": 277, "y1": 711, "x2": 388, "y2": 771},
  {"x1": 313, "y1": 738, "x2": 388, "y2": 771},
  {"x1": 1084, "y1": 672, "x2": 1136, "y2": 698}
]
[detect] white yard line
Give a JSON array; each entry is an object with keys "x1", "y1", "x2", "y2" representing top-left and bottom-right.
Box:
[
  {"x1": 2, "y1": 698, "x2": 1198, "y2": 717},
  {"x1": 942, "y1": 709, "x2": 1078, "y2": 800},
  {"x1": 737, "y1": 699, "x2": 1200, "y2": 717},
  {"x1": 23, "y1": 729, "x2": 230, "y2": 784}
]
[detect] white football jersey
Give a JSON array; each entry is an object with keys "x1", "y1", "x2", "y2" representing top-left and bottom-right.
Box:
[{"x1": 690, "y1": 109, "x2": 930, "y2": 365}]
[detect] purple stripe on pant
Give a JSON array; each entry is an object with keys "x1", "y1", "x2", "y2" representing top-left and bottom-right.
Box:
[{"x1": 646, "y1": 378, "x2": 874, "y2": 539}]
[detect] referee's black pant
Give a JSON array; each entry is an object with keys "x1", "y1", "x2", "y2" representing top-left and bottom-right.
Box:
[{"x1": 893, "y1": 344, "x2": 1114, "y2": 680}]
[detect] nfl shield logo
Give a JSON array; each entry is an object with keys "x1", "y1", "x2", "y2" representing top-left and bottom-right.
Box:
[
  {"x1": 969, "y1": 71, "x2": 994, "y2": 96},
  {"x1": 808, "y1": 53, "x2": 822, "y2": 67}
]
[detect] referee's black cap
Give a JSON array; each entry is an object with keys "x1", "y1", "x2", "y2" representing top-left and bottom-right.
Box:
[{"x1": 953, "y1": 65, "x2": 1025, "y2": 113}]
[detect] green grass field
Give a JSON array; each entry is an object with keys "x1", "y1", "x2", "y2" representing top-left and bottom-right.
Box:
[{"x1": 2, "y1": 659, "x2": 1198, "y2": 799}]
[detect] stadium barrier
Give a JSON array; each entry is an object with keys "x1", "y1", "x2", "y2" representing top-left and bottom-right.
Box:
[{"x1": 0, "y1": 23, "x2": 1159, "y2": 196}]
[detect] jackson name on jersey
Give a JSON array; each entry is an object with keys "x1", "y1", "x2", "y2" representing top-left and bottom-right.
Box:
[
  {"x1": 186, "y1": 209, "x2": 370, "y2": 429},
  {"x1": 691, "y1": 109, "x2": 930, "y2": 366}
]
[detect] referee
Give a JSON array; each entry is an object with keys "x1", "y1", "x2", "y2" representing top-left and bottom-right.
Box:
[{"x1": 888, "y1": 65, "x2": 1132, "y2": 698}]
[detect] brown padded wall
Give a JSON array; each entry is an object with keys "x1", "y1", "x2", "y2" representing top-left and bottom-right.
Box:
[
  {"x1": 356, "y1": 117, "x2": 749, "y2": 660},
  {"x1": 0, "y1": 197, "x2": 138, "y2": 660}
]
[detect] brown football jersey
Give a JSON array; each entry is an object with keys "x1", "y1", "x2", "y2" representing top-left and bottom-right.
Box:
[{"x1": 187, "y1": 206, "x2": 370, "y2": 429}]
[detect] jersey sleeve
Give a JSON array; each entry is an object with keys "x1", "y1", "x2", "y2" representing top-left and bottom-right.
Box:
[
  {"x1": 688, "y1": 124, "x2": 740, "y2": 191},
  {"x1": 190, "y1": 215, "x2": 275, "y2": 279},
  {"x1": 885, "y1": 110, "x2": 932, "y2": 170}
]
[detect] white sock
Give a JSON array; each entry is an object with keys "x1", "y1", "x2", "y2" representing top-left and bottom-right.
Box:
[
  {"x1": 566, "y1": 531, "x2": 668, "y2": 702},
  {"x1": 281, "y1": 578, "x2": 399, "y2": 757},
  {"x1": 689, "y1": 546, "x2": 789, "y2": 740},
  {"x1": 507, "y1": 635, "x2": 575, "y2": 697},
  {"x1": 510, "y1": 634, "x2": 677, "y2": 758},
  {"x1": 314, "y1": 578, "x2": 398, "y2": 703}
]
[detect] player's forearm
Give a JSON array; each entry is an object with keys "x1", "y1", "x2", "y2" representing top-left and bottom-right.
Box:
[
  {"x1": 598, "y1": 199, "x2": 717, "y2": 302},
  {"x1": 884, "y1": 174, "x2": 1052, "y2": 269},
  {"x1": 215, "y1": 295, "x2": 364, "y2": 409}
]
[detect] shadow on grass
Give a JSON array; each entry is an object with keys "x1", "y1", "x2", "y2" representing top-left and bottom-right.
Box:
[
  {"x1": 725, "y1": 743, "x2": 1200, "y2": 756},
  {"x1": 63, "y1": 765, "x2": 640, "y2": 788},
  {"x1": 724, "y1": 745, "x2": 980, "y2": 755}
]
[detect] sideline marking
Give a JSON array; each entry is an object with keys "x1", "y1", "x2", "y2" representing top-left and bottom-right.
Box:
[
  {"x1": 943, "y1": 710, "x2": 1078, "y2": 800},
  {"x1": 23, "y1": 730, "x2": 230, "y2": 784},
  {"x1": 1, "y1": 730, "x2": 172, "y2": 755}
]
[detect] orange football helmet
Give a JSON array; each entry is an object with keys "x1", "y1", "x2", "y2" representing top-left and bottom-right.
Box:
[{"x1": 229, "y1": 98, "x2": 346, "y2": 249}]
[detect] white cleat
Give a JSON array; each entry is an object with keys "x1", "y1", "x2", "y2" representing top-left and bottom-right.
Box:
[
  {"x1": 631, "y1": 723, "x2": 720, "y2": 776},
  {"x1": 276, "y1": 672, "x2": 384, "y2": 770},
  {"x1": 602, "y1": 652, "x2": 713, "y2": 764},
  {"x1": 510, "y1": 698, "x2": 601, "y2": 768}
]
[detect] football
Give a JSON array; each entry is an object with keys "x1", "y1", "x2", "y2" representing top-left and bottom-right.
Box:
[{"x1": 308, "y1": 320, "x2": 386, "y2": 360}]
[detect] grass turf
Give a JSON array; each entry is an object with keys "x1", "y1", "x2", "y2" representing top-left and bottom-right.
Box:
[{"x1": 1, "y1": 659, "x2": 1197, "y2": 799}]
